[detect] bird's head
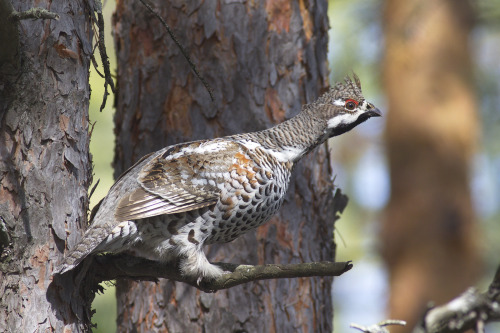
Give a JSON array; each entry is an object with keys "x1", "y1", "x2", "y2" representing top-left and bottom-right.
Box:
[{"x1": 312, "y1": 74, "x2": 381, "y2": 137}]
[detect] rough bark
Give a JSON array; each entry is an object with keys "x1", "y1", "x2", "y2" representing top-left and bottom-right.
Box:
[
  {"x1": 113, "y1": 0, "x2": 335, "y2": 331},
  {"x1": 382, "y1": 0, "x2": 481, "y2": 331},
  {"x1": 0, "y1": 0, "x2": 94, "y2": 331}
]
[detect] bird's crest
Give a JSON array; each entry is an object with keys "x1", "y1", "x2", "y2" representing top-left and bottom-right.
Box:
[
  {"x1": 332, "y1": 73, "x2": 363, "y2": 100},
  {"x1": 314, "y1": 73, "x2": 364, "y2": 106}
]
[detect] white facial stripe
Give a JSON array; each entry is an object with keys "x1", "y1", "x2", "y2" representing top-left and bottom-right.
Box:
[{"x1": 327, "y1": 110, "x2": 363, "y2": 129}]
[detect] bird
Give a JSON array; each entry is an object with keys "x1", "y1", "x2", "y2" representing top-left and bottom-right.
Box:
[{"x1": 56, "y1": 74, "x2": 381, "y2": 282}]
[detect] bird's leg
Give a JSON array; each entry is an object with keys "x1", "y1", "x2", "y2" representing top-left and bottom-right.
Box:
[{"x1": 179, "y1": 246, "x2": 226, "y2": 285}]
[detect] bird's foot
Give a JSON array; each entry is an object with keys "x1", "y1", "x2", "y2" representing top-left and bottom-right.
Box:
[{"x1": 194, "y1": 263, "x2": 237, "y2": 292}]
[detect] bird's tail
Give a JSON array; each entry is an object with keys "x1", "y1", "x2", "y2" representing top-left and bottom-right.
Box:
[{"x1": 54, "y1": 224, "x2": 110, "y2": 274}]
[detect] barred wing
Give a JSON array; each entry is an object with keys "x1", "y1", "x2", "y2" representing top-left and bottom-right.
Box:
[{"x1": 114, "y1": 140, "x2": 242, "y2": 221}]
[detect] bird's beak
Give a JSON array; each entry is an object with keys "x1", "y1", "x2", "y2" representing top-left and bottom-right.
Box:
[{"x1": 365, "y1": 103, "x2": 382, "y2": 117}]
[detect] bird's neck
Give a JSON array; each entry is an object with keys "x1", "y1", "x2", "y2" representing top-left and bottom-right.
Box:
[{"x1": 237, "y1": 109, "x2": 329, "y2": 163}]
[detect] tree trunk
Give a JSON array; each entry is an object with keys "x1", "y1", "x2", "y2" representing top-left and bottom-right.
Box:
[
  {"x1": 0, "y1": 0, "x2": 93, "y2": 331},
  {"x1": 382, "y1": 0, "x2": 481, "y2": 330},
  {"x1": 113, "y1": 0, "x2": 335, "y2": 331}
]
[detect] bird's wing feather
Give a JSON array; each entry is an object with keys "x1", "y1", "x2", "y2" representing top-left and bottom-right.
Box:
[{"x1": 115, "y1": 140, "x2": 241, "y2": 221}]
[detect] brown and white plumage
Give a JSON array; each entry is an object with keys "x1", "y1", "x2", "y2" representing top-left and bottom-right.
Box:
[{"x1": 56, "y1": 75, "x2": 381, "y2": 281}]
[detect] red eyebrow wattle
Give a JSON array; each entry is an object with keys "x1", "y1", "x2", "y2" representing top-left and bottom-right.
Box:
[{"x1": 346, "y1": 99, "x2": 358, "y2": 105}]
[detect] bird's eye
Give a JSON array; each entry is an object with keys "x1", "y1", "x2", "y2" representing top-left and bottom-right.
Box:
[{"x1": 345, "y1": 99, "x2": 358, "y2": 111}]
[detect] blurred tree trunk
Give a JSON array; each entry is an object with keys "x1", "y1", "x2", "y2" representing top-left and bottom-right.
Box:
[
  {"x1": 382, "y1": 0, "x2": 480, "y2": 330},
  {"x1": 0, "y1": 0, "x2": 93, "y2": 331},
  {"x1": 113, "y1": 0, "x2": 336, "y2": 331}
]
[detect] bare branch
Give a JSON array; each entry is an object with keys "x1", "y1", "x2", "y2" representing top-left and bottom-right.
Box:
[
  {"x1": 88, "y1": 178, "x2": 100, "y2": 200},
  {"x1": 89, "y1": 254, "x2": 352, "y2": 292},
  {"x1": 88, "y1": 0, "x2": 115, "y2": 112},
  {"x1": 351, "y1": 319, "x2": 407, "y2": 333},
  {"x1": 413, "y1": 265, "x2": 500, "y2": 333},
  {"x1": 96, "y1": 11, "x2": 115, "y2": 112}
]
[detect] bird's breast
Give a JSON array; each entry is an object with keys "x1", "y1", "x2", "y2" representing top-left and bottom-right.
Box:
[{"x1": 204, "y1": 155, "x2": 292, "y2": 244}]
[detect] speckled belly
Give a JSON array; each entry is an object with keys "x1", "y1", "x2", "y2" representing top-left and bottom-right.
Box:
[{"x1": 205, "y1": 169, "x2": 290, "y2": 244}]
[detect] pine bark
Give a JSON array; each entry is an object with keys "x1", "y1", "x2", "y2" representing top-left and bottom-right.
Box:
[
  {"x1": 113, "y1": 0, "x2": 335, "y2": 331},
  {"x1": 0, "y1": 0, "x2": 93, "y2": 331},
  {"x1": 382, "y1": 0, "x2": 481, "y2": 330}
]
